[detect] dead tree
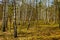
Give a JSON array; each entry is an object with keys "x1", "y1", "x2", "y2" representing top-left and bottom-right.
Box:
[{"x1": 2, "y1": 0, "x2": 8, "y2": 32}]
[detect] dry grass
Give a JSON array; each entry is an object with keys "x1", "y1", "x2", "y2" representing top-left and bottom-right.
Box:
[{"x1": 0, "y1": 21, "x2": 60, "y2": 40}]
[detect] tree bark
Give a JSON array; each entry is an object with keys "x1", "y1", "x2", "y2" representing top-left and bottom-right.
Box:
[
  {"x1": 2, "y1": 0, "x2": 8, "y2": 32},
  {"x1": 13, "y1": 0, "x2": 17, "y2": 38}
]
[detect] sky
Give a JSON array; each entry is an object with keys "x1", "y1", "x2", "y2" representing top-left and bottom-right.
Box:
[
  {"x1": 0, "y1": 0, "x2": 53, "y2": 3},
  {"x1": 0, "y1": 0, "x2": 2, "y2": 1},
  {"x1": 0, "y1": 0, "x2": 54, "y2": 7}
]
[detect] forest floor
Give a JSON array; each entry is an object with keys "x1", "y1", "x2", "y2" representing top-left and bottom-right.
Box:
[{"x1": 0, "y1": 21, "x2": 60, "y2": 40}]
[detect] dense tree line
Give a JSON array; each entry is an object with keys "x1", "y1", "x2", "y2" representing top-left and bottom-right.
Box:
[{"x1": 0, "y1": 0, "x2": 60, "y2": 38}]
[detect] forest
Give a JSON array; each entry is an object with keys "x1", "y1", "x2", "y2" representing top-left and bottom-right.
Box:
[{"x1": 0, "y1": 0, "x2": 60, "y2": 40}]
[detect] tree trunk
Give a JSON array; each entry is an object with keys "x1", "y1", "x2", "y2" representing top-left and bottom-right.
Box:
[
  {"x1": 13, "y1": 0, "x2": 17, "y2": 38},
  {"x1": 59, "y1": 5, "x2": 60, "y2": 28},
  {"x1": 2, "y1": 0, "x2": 8, "y2": 32}
]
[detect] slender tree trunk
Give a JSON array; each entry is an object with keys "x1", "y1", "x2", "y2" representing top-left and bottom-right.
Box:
[
  {"x1": 13, "y1": 0, "x2": 17, "y2": 38},
  {"x1": 27, "y1": 0, "x2": 31, "y2": 30},
  {"x1": 2, "y1": 0, "x2": 8, "y2": 32},
  {"x1": 55, "y1": 0, "x2": 60, "y2": 28},
  {"x1": 58, "y1": 3, "x2": 60, "y2": 28}
]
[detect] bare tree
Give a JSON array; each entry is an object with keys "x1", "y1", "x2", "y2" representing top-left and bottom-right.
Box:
[
  {"x1": 27, "y1": 0, "x2": 32, "y2": 30},
  {"x1": 2, "y1": 0, "x2": 8, "y2": 32},
  {"x1": 13, "y1": 0, "x2": 17, "y2": 38},
  {"x1": 54, "y1": 0, "x2": 60, "y2": 28},
  {"x1": 56, "y1": 0, "x2": 60, "y2": 28}
]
